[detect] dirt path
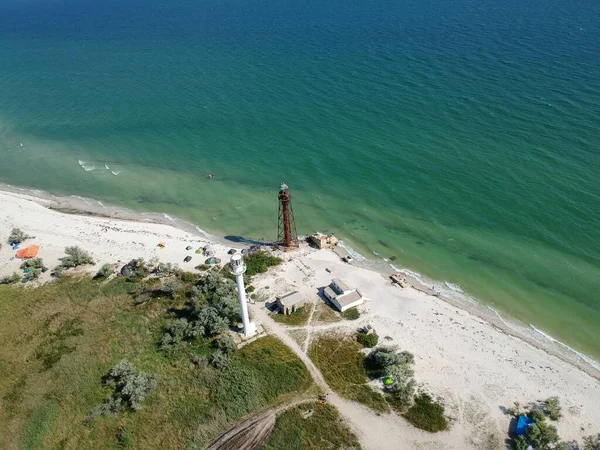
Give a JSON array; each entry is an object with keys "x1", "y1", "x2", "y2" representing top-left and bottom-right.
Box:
[{"x1": 249, "y1": 305, "x2": 419, "y2": 450}]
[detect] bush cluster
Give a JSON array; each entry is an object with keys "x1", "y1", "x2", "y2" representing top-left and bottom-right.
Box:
[
  {"x1": 403, "y1": 393, "x2": 448, "y2": 432},
  {"x1": 59, "y1": 246, "x2": 94, "y2": 269},
  {"x1": 160, "y1": 271, "x2": 241, "y2": 353},
  {"x1": 0, "y1": 272, "x2": 21, "y2": 284},
  {"x1": 8, "y1": 227, "x2": 33, "y2": 245},
  {"x1": 357, "y1": 332, "x2": 379, "y2": 348},
  {"x1": 88, "y1": 359, "x2": 156, "y2": 421},
  {"x1": 243, "y1": 251, "x2": 282, "y2": 278},
  {"x1": 367, "y1": 346, "x2": 416, "y2": 412},
  {"x1": 95, "y1": 264, "x2": 114, "y2": 279},
  {"x1": 507, "y1": 397, "x2": 594, "y2": 450}
]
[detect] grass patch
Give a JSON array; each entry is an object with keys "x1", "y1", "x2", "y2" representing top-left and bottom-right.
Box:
[
  {"x1": 262, "y1": 403, "x2": 361, "y2": 450},
  {"x1": 402, "y1": 393, "x2": 448, "y2": 432},
  {"x1": 312, "y1": 303, "x2": 342, "y2": 324},
  {"x1": 340, "y1": 307, "x2": 360, "y2": 320},
  {"x1": 244, "y1": 251, "x2": 282, "y2": 278},
  {"x1": 271, "y1": 305, "x2": 312, "y2": 326},
  {"x1": 21, "y1": 401, "x2": 59, "y2": 450},
  {"x1": 308, "y1": 334, "x2": 389, "y2": 413},
  {"x1": 0, "y1": 275, "x2": 314, "y2": 450}
]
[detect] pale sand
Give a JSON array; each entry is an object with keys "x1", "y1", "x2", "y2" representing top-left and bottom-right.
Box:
[
  {"x1": 0, "y1": 191, "x2": 233, "y2": 280},
  {"x1": 1, "y1": 190, "x2": 599, "y2": 449},
  {"x1": 250, "y1": 249, "x2": 600, "y2": 449}
]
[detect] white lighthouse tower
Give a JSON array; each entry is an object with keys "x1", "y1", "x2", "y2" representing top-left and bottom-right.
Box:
[{"x1": 229, "y1": 253, "x2": 257, "y2": 337}]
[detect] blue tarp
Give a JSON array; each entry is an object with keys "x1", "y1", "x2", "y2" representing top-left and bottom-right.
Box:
[{"x1": 516, "y1": 415, "x2": 534, "y2": 436}]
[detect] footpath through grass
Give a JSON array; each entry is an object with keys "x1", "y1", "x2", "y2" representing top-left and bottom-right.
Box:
[
  {"x1": 0, "y1": 275, "x2": 314, "y2": 450},
  {"x1": 262, "y1": 403, "x2": 361, "y2": 450},
  {"x1": 308, "y1": 334, "x2": 389, "y2": 413}
]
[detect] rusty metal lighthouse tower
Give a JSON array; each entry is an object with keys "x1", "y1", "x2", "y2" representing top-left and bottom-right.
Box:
[{"x1": 277, "y1": 182, "x2": 299, "y2": 249}]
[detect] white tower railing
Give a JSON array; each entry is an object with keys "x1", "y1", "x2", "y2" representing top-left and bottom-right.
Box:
[{"x1": 230, "y1": 254, "x2": 257, "y2": 337}]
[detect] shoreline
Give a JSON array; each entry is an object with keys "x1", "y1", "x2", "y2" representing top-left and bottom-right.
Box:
[{"x1": 0, "y1": 183, "x2": 598, "y2": 381}]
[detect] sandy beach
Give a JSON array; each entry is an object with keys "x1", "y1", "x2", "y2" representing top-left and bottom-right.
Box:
[{"x1": 1, "y1": 189, "x2": 599, "y2": 449}]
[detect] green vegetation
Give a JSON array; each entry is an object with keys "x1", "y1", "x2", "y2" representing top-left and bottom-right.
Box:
[
  {"x1": 505, "y1": 397, "x2": 594, "y2": 450},
  {"x1": 309, "y1": 335, "x2": 448, "y2": 432},
  {"x1": 340, "y1": 307, "x2": 360, "y2": 320},
  {"x1": 87, "y1": 359, "x2": 157, "y2": 421},
  {"x1": 403, "y1": 393, "x2": 448, "y2": 432},
  {"x1": 312, "y1": 302, "x2": 342, "y2": 324},
  {"x1": 8, "y1": 227, "x2": 33, "y2": 245},
  {"x1": 357, "y1": 332, "x2": 379, "y2": 348},
  {"x1": 544, "y1": 396, "x2": 562, "y2": 421},
  {"x1": 0, "y1": 271, "x2": 314, "y2": 449},
  {"x1": 272, "y1": 305, "x2": 312, "y2": 326},
  {"x1": 243, "y1": 251, "x2": 282, "y2": 278},
  {"x1": 583, "y1": 435, "x2": 600, "y2": 450},
  {"x1": 0, "y1": 272, "x2": 21, "y2": 284},
  {"x1": 59, "y1": 246, "x2": 94, "y2": 269},
  {"x1": 20, "y1": 257, "x2": 45, "y2": 270},
  {"x1": 95, "y1": 264, "x2": 113, "y2": 279},
  {"x1": 308, "y1": 334, "x2": 389, "y2": 413},
  {"x1": 263, "y1": 403, "x2": 361, "y2": 450}
]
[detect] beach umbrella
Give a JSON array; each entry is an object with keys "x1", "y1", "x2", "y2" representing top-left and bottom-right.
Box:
[{"x1": 15, "y1": 245, "x2": 40, "y2": 259}]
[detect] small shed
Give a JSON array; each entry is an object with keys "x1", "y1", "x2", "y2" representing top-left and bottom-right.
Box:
[
  {"x1": 309, "y1": 233, "x2": 339, "y2": 249},
  {"x1": 275, "y1": 291, "x2": 306, "y2": 315}
]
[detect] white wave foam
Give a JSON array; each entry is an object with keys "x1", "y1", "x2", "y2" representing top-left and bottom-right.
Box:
[
  {"x1": 97, "y1": 201, "x2": 104, "y2": 207},
  {"x1": 163, "y1": 213, "x2": 175, "y2": 222},
  {"x1": 111, "y1": 170, "x2": 121, "y2": 176},
  {"x1": 78, "y1": 160, "x2": 85, "y2": 166},
  {"x1": 337, "y1": 240, "x2": 366, "y2": 261},
  {"x1": 444, "y1": 282, "x2": 464, "y2": 293},
  {"x1": 105, "y1": 163, "x2": 110, "y2": 170},
  {"x1": 70, "y1": 195, "x2": 92, "y2": 206},
  {"x1": 530, "y1": 325, "x2": 600, "y2": 371},
  {"x1": 83, "y1": 165, "x2": 95, "y2": 172}
]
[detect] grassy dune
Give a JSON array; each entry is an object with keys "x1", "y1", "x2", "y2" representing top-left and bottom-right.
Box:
[{"x1": 0, "y1": 276, "x2": 313, "y2": 450}]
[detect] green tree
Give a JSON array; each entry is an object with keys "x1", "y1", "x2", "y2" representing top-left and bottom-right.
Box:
[
  {"x1": 583, "y1": 434, "x2": 600, "y2": 450},
  {"x1": 8, "y1": 228, "x2": 33, "y2": 245},
  {"x1": 59, "y1": 246, "x2": 94, "y2": 268}
]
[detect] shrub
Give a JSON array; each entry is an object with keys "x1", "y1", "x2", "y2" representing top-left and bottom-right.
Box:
[
  {"x1": 545, "y1": 396, "x2": 562, "y2": 421},
  {"x1": 525, "y1": 410, "x2": 560, "y2": 450},
  {"x1": 246, "y1": 285, "x2": 255, "y2": 293},
  {"x1": 357, "y1": 332, "x2": 379, "y2": 348},
  {"x1": 215, "y1": 333, "x2": 237, "y2": 355},
  {"x1": 158, "y1": 278, "x2": 184, "y2": 298},
  {"x1": 59, "y1": 246, "x2": 94, "y2": 268},
  {"x1": 88, "y1": 359, "x2": 156, "y2": 421},
  {"x1": 121, "y1": 258, "x2": 149, "y2": 280},
  {"x1": 0, "y1": 272, "x2": 21, "y2": 284},
  {"x1": 583, "y1": 435, "x2": 600, "y2": 450},
  {"x1": 195, "y1": 264, "x2": 211, "y2": 271},
  {"x1": 95, "y1": 264, "x2": 114, "y2": 279},
  {"x1": 20, "y1": 257, "x2": 44, "y2": 270},
  {"x1": 209, "y1": 349, "x2": 230, "y2": 370},
  {"x1": 197, "y1": 306, "x2": 230, "y2": 336},
  {"x1": 514, "y1": 435, "x2": 529, "y2": 450},
  {"x1": 23, "y1": 268, "x2": 42, "y2": 282},
  {"x1": 179, "y1": 271, "x2": 197, "y2": 283},
  {"x1": 8, "y1": 227, "x2": 33, "y2": 245},
  {"x1": 243, "y1": 251, "x2": 282, "y2": 277},
  {"x1": 341, "y1": 307, "x2": 360, "y2": 320},
  {"x1": 403, "y1": 393, "x2": 448, "y2": 432}
]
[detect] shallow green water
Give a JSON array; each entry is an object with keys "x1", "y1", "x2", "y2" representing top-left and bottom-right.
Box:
[{"x1": 0, "y1": 0, "x2": 599, "y2": 359}]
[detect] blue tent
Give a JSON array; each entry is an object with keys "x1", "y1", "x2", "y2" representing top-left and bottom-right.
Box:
[{"x1": 516, "y1": 415, "x2": 534, "y2": 436}]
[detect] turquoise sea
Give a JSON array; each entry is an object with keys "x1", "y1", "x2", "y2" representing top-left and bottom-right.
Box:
[{"x1": 0, "y1": 0, "x2": 599, "y2": 360}]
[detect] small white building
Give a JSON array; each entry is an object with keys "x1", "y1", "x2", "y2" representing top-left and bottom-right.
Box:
[
  {"x1": 275, "y1": 291, "x2": 306, "y2": 315},
  {"x1": 323, "y1": 278, "x2": 364, "y2": 312}
]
